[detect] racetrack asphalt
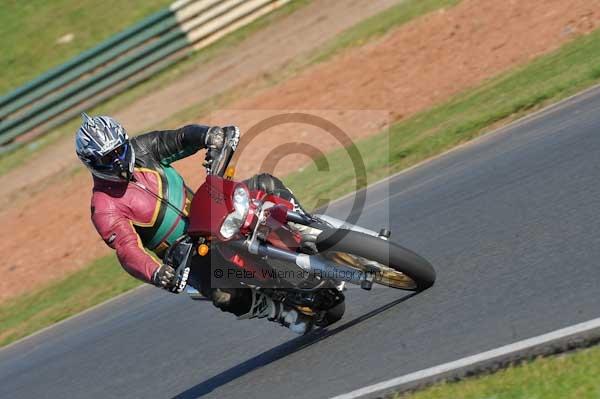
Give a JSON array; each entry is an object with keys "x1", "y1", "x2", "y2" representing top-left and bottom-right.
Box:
[{"x1": 2, "y1": 86, "x2": 600, "y2": 398}]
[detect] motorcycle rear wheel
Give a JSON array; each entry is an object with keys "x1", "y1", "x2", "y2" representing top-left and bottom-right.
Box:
[{"x1": 315, "y1": 229, "x2": 436, "y2": 291}]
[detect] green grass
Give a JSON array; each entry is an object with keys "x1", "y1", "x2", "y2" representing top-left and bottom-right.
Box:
[
  {"x1": 0, "y1": 255, "x2": 140, "y2": 347},
  {"x1": 284, "y1": 28, "x2": 600, "y2": 209},
  {"x1": 0, "y1": 0, "x2": 463, "y2": 349},
  {"x1": 395, "y1": 346, "x2": 600, "y2": 399},
  {"x1": 0, "y1": 0, "x2": 312, "y2": 177},
  {"x1": 0, "y1": 0, "x2": 172, "y2": 96}
]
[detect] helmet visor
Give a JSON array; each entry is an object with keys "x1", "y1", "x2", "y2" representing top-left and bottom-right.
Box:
[
  {"x1": 97, "y1": 143, "x2": 129, "y2": 166},
  {"x1": 93, "y1": 142, "x2": 133, "y2": 180}
]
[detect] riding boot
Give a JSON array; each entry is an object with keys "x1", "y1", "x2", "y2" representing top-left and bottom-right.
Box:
[{"x1": 238, "y1": 289, "x2": 314, "y2": 335}]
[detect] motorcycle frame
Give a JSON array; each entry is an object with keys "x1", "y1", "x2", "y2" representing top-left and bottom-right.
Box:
[{"x1": 187, "y1": 175, "x2": 378, "y2": 287}]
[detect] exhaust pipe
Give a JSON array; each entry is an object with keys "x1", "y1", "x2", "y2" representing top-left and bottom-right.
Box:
[{"x1": 229, "y1": 240, "x2": 369, "y2": 286}]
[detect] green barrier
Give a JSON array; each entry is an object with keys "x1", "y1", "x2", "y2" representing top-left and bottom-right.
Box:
[
  {"x1": 0, "y1": 12, "x2": 179, "y2": 120},
  {"x1": 0, "y1": 8, "x2": 174, "y2": 111},
  {"x1": 0, "y1": 25, "x2": 190, "y2": 139},
  {"x1": 0, "y1": 53, "x2": 185, "y2": 155},
  {"x1": 0, "y1": 36, "x2": 190, "y2": 145}
]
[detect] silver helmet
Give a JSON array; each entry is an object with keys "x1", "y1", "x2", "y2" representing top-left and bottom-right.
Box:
[{"x1": 75, "y1": 113, "x2": 135, "y2": 182}]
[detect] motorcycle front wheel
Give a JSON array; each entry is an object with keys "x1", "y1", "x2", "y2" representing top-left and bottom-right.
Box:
[{"x1": 315, "y1": 229, "x2": 436, "y2": 291}]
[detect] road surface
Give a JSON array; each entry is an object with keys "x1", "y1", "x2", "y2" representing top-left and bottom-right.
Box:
[{"x1": 2, "y1": 86, "x2": 600, "y2": 398}]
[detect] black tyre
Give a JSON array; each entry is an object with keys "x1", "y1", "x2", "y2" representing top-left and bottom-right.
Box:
[{"x1": 315, "y1": 229, "x2": 436, "y2": 291}]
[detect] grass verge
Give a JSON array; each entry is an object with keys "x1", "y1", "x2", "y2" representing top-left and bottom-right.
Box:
[
  {"x1": 394, "y1": 345, "x2": 600, "y2": 399},
  {"x1": 285, "y1": 27, "x2": 600, "y2": 208},
  {"x1": 0, "y1": 255, "x2": 139, "y2": 348},
  {"x1": 1, "y1": 0, "x2": 172, "y2": 95}
]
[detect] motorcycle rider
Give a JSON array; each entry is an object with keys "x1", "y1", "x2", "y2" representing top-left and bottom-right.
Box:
[{"x1": 75, "y1": 113, "x2": 313, "y2": 334}]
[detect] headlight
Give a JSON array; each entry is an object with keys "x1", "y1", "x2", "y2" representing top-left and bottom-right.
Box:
[{"x1": 220, "y1": 186, "x2": 250, "y2": 239}]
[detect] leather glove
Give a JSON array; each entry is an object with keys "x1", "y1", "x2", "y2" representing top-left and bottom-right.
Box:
[
  {"x1": 222, "y1": 125, "x2": 240, "y2": 140},
  {"x1": 152, "y1": 264, "x2": 190, "y2": 293},
  {"x1": 223, "y1": 125, "x2": 240, "y2": 151},
  {"x1": 205, "y1": 126, "x2": 225, "y2": 150},
  {"x1": 152, "y1": 264, "x2": 177, "y2": 290}
]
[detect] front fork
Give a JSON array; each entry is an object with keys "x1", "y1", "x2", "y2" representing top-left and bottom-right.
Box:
[{"x1": 312, "y1": 213, "x2": 390, "y2": 240}]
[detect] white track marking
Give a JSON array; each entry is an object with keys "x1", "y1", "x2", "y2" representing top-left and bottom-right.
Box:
[{"x1": 330, "y1": 317, "x2": 600, "y2": 399}]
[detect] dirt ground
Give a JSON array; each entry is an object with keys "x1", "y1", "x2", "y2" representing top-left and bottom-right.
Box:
[{"x1": 2, "y1": 0, "x2": 600, "y2": 302}]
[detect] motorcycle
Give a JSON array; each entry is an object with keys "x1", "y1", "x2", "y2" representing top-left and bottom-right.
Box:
[{"x1": 164, "y1": 128, "x2": 436, "y2": 329}]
